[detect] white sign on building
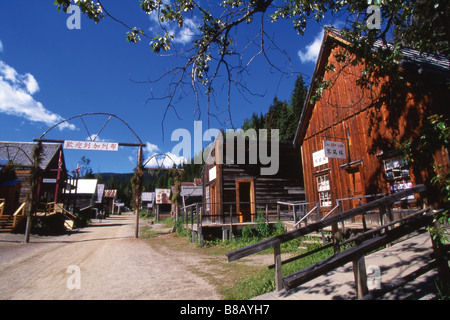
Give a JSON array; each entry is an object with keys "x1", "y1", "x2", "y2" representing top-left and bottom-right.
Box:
[
  {"x1": 209, "y1": 166, "x2": 216, "y2": 182},
  {"x1": 323, "y1": 140, "x2": 346, "y2": 159},
  {"x1": 312, "y1": 149, "x2": 328, "y2": 167}
]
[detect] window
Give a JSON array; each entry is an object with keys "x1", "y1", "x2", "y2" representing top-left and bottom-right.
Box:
[
  {"x1": 383, "y1": 156, "x2": 413, "y2": 199},
  {"x1": 316, "y1": 174, "x2": 332, "y2": 207}
]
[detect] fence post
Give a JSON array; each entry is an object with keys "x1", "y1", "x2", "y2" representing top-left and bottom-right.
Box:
[
  {"x1": 274, "y1": 243, "x2": 283, "y2": 291},
  {"x1": 430, "y1": 220, "x2": 450, "y2": 296},
  {"x1": 353, "y1": 255, "x2": 369, "y2": 299},
  {"x1": 332, "y1": 223, "x2": 340, "y2": 254},
  {"x1": 292, "y1": 205, "x2": 297, "y2": 225},
  {"x1": 191, "y1": 206, "x2": 195, "y2": 243},
  {"x1": 277, "y1": 204, "x2": 280, "y2": 220},
  {"x1": 229, "y1": 204, "x2": 233, "y2": 242},
  {"x1": 198, "y1": 207, "x2": 203, "y2": 246}
]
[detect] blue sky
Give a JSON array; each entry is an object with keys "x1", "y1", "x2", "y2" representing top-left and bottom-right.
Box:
[{"x1": 0, "y1": 1, "x2": 340, "y2": 174}]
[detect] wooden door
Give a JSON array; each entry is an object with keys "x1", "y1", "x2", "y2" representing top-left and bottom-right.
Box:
[
  {"x1": 347, "y1": 168, "x2": 364, "y2": 223},
  {"x1": 352, "y1": 171, "x2": 363, "y2": 206},
  {"x1": 210, "y1": 184, "x2": 216, "y2": 222},
  {"x1": 235, "y1": 179, "x2": 255, "y2": 223}
]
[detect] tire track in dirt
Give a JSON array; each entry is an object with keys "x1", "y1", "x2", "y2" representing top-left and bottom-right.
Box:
[{"x1": 0, "y1": 214, "x2": 221, "y2": 300}]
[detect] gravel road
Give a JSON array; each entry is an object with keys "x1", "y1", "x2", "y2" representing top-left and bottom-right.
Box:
[{"x1": 0, "y1": 213, "x2": 222, "y2": 300}]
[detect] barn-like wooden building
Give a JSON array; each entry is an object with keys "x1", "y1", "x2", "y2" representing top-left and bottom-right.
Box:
[
  {"x1": 294, "y1": 28, "x2": 450, "y2": 219},
  {"x1": 202, "y1": 134, "x2": 304, "y2": 224}
]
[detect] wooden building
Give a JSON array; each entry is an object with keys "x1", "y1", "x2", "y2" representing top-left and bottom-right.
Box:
[
  {"x1": 0, "y1": 142, "x2": 69, "y2": 212},
  {"x1": 102, "y1": 189, "x2": 117, "y2": 216},
  {"x1": 202, "y1": 135, "x2": 304, "y2": 223},
  {"x1": 65, "y1": 178, "x2": 98, "y2": 211},
  {"x1": 294, "y1": 28, "x2": 450, "y2": 218}
]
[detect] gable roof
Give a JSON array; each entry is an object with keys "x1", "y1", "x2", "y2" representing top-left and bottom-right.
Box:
[
  {"x1": 293, "y1": 27, "x2": 450, "y2": 148},
  {"x1": 0, "y1": 141, "x2": 64, "y2": 170}
]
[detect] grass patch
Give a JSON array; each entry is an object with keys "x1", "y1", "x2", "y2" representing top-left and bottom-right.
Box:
[{"x1": 222, "y1": 241, "x2": 334, "y2": 300}]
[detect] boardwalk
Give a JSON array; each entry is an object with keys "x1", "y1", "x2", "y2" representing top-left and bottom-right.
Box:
[{"x1": 254, "y1": 231, "x2": 439, "y2": 300}]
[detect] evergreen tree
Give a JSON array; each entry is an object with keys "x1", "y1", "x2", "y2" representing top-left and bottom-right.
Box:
[{"x1": 291, "y1": 74, "x2": 308, "y2": 122}]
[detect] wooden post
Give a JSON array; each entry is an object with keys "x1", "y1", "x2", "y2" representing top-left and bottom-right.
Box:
[
  {"x1": 292, "y1": 205, "x2": 297, "y2": 225},
  {"x1": 191, "y1": 206, "x2": 195, "y2": 243},
  {"x1": 277, "y1": 204, "x2": 280, "y2": 221},
  {"x1": 430, "y1": 221, "x2": 450, "y2": 296},
  {"x1": 332, "y1": 223, "x2": 340, "y2": 254},
  {"x1": 134, "y1": 145, "x2": 143, "y2": 238},
  {"x1": 198, "y1": 206, "x2": 203, "y2": 246},
  {"x1": 274, "y1": 243, "x2": 283, "y2": 291},
  {"x1": 378, "y1": 205, "x2": 386, "y2": 230},
  {"x1": 353, "y1": 255, "x2": 369, "y2": 299},
  {"x1": 229, "y1": 204, "x2": 233, "y2": 241}
]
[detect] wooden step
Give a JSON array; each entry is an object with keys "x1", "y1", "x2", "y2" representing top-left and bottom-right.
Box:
[{"x1": 0, "y1": 215, "x2": 25, "y2": 232}]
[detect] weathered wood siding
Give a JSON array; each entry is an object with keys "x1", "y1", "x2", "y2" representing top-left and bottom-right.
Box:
[
  {"x1": 299, "y1": 33, "x2": 450, "y2": 214},
  {"x1": 202, "y1": 139, "x2": 305, "y2": 218}
]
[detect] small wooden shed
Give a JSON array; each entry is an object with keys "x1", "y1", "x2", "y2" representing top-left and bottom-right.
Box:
[{"x1": 202, "y1": 136, "x2": 304, "y2": 223}]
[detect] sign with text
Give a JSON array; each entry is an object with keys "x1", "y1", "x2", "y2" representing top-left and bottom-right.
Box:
[
  {"x1": 323, "y1": 140, "x2": 346, "y2": 159},
  {"x1": 64, "y1": 140, "x2": 119, "y2": 151},
  {"x1": 155, "y1": 188, "x2": 172, "y2": 204},
  {"x1": 312, "y1": 149, "x2": 328, "y2": 167}
]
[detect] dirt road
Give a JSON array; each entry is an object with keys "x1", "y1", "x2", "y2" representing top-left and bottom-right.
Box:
[{"x1": 0, "y1": 214, "x2": 222, "y2": 300}]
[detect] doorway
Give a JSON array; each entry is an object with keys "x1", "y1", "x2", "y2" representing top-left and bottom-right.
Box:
[
  {"x1": 210, "y1": 184, "x2": 216, "y2": 222},
  {"x1": 235, "y1": 179, "x2": 255, "y2": 223},
  {"x1": 347, "y1": 167, "x2": 364, "y2": 222}
]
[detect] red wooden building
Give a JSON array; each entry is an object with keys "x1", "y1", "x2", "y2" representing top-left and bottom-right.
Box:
[{"x1": 294, "y1": 28, "x2": 450, "y2": 219}]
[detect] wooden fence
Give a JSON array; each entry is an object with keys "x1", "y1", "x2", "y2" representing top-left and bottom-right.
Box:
[
  {"x1": 179, "y1": 200, "x2": 319, "y2": 244},
  {"x1": 226, "y1": 185, "x2": 450, "y2": 299}
]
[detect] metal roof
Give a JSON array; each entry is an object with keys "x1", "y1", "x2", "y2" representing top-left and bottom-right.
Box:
[
  {"x1": 104, "y1": 189, "x2": 117, "y2": 198},
  {"x1": 0, "y1": 141, "x2": 63, "y2": 170},
  {"x1": 326, "y1": 27, "x2": 449, "y2": 71},
  {"x1": 180, "y1": 185, "x2": 203, "y2": 197}
]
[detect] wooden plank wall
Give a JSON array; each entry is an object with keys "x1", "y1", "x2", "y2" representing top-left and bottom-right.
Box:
[
  {"x1": 300, "y1": 41, "x2": 450, "y2": 214},
  {"x1": 203, "y1": 140, "x2": 305, "y2": 218}
]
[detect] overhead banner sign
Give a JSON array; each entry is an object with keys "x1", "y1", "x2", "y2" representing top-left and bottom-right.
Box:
[
  {"x1": 64, "y1": 140, "x2": 119, "y2": 151},
  {"x1": 323, "y1": 140, "x2": 346, "y2": 159}
]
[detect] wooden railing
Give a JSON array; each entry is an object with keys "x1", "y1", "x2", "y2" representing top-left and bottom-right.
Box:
[
  {"x1": 38, "y1": 202, "x2": 77, "y2": 220},
  {"x1": 0, "y1": 199, "x2": 5, "y2": 216},
  {"x1": 12, "y1": 201, "x2": 26, "y2": 229},
  {"x1": 179, "y1": 200, "x2": 317, "y2": 245},
  {"x1": 226, "y1": 185, "x2": 450, "y2": 298}
]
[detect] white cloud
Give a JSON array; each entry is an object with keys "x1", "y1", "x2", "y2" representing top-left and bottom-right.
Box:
[
  {"x1": 23, "y1": 73, "x2": 39, "y2": 94},
  {"x1": 171, "y1": 18, "x2": 197, "y2": 45},
  {"x1": 144, "y1": 152, "x2": 186, "y2": 168},
  {"x1": 148, "y1": 13, "x2": 198, "y2": 46},
  {"x1": 145, "y1": 141, "x2": 160, "y2": 154},
  {"x1": 142, "y1": 141, "x2": 186, "y2": 168},
  {"x1": 298, "y1": 30, "x2": 324, "y2": 64},
  {"x1": 0, "y1": 60, "x2": 75, "y2": 130}
]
